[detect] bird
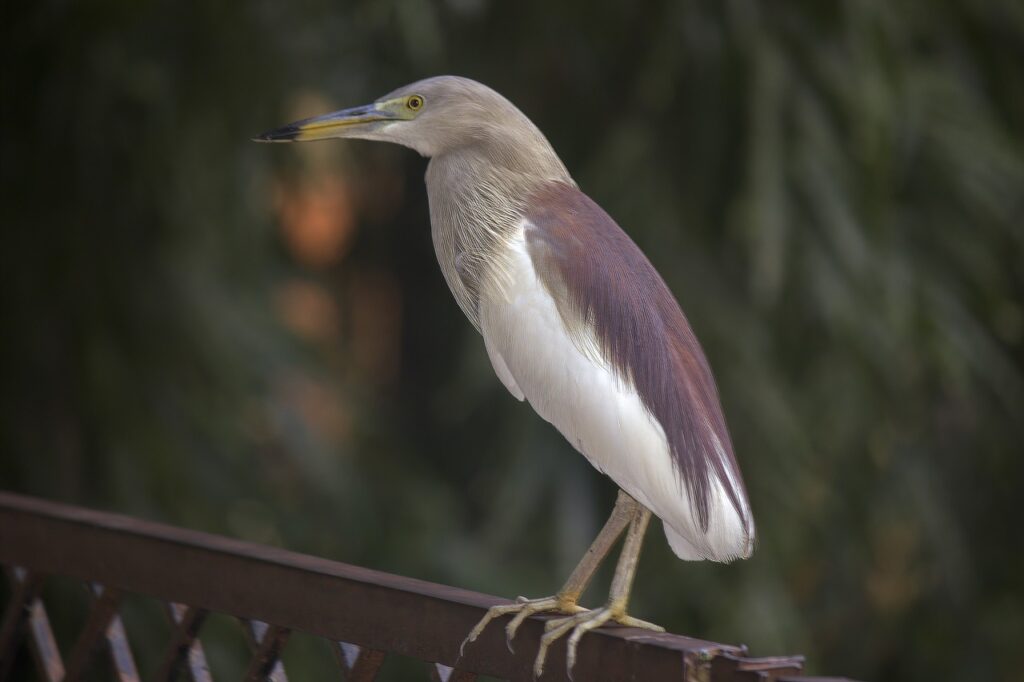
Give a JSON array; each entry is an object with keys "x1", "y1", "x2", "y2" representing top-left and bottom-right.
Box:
[{"x1": 256, "y1": 75, "x2": 755, "y2": 678}]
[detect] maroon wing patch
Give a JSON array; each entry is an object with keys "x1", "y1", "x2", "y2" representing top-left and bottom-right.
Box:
[{"x1": 524, "y1": 182, "x2": 748, "y2": 533}]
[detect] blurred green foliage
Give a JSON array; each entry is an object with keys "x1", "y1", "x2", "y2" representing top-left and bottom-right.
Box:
[{"x1": 2, "y1": 1, "x2": 1023, "y2": 680}]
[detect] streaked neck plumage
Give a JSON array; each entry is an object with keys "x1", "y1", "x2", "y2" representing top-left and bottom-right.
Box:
[{"x1": 425, "y1": 117, "x2": 573, "y2": 330}]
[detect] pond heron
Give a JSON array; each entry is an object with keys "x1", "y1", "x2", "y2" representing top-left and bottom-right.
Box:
[{"x1": 256, "y1": 76, "x2": 755, "y2": 678}]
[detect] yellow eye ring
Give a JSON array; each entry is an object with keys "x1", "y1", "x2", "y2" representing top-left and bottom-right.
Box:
[{"x1": 407, "y1": 95, "x2": 424, "y2": 111}]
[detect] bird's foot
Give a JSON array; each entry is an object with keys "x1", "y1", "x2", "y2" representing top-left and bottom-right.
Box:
[
  {"x1": 533, "y1": 601, "x2": 664, "y2": 680},
  {"x1": 460, "y1": 594, "x2": 587, "y2": 657}
]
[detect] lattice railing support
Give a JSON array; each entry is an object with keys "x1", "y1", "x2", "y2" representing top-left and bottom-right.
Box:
[
  {"x1": 156, "y1": 603, "x2": 211, "y2": 682},
  {"x1": 242, "y1": 620, "x2": 290, "y2": 682},
  {"x1": 0, "y1": 568, "x2": 63, "y2": 682},
  {"x1": 0, "y1": 491, "x2": 861, "y2": 682}
]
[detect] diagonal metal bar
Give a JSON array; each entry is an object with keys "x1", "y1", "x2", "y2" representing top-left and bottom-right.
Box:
[
  {"x1": 429, "y1": 662, "x2": 477, "y2": 682},
  {"x1": 64, "y1": 584, "x2": 124, "y2": 682},
  {"x1": 155, "y1": 603, "x2": 211, "y2": 682},
  {"x1": 83, "y1": 583, "x2": 141, "y2": 682},
  {"x1": 20, "y1": 571, "x2": 65, "y2": 682},
  {"x1": 0, "y1": 566, "x2": 43, "y2": 677},
  {"x1": 332, "y1": 641, "x2": 385, "y2": 681},
  {"x1": 0, "y1": 567, "x2": 64, "y2": 682},
  {"x1": 242, "y1": 619, "x2": 290, "y2": 682}
]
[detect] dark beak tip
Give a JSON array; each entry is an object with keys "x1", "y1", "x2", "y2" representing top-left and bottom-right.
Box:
[{"x1": 252, "y1": 126, "x2": 298, "y2": 143}]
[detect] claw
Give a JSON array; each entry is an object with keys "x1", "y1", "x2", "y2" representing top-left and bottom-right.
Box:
[
  {"x1": 459, "y1": 595, "x2": 584, "y2": 662},
  {"x1": 460, "y1": 602, "x2": 521, "y2": 658},
  {"x1": 531, "y1": 606, "x2": 664, "y2": 679}
]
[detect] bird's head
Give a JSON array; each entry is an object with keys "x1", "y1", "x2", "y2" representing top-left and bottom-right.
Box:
[{"x1": 255, "y1": 75, "x2": 549, "y2": 159}]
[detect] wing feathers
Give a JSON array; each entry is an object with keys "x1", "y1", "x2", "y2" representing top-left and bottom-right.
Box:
[{"x1": 523, "y1": 182, "x2": 751, "y2": 538}]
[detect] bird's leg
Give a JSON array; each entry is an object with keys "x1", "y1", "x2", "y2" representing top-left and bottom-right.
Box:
[
  {"x1": 460, "y1": 490, "x2": 638, "y2": 656},
  {"x1": 533, "y1": 502, "x2": 663, "y2": 679}
]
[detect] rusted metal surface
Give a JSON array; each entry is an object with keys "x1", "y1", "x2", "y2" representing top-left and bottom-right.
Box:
[
  {"x1": 0, "y1": 491, "x2": 856, "y2": 681},
  {"x1": 711, "y1": 652, "x2": 806, "y2": 681}
]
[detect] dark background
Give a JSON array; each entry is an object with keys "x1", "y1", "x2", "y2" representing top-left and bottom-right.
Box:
[{"x1": 2, "y1": 1, "x2": 1022, "y2": 680}]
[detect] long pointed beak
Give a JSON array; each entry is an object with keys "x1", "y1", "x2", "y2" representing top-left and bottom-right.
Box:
[{"x1": 253, "y1": 103, "x2": 395, "y2": 143}]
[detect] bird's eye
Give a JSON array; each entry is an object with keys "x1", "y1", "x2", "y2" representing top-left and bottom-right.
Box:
[{"x1": 406, "y1": 95, "x2": 424, "y2": 111}]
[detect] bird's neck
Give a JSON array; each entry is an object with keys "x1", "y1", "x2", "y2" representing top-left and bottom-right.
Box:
[
  {"x1": 429, "y1": 143, "x2": 570, "y2": 208},
  {"x1": 425, "y1": 144, "x2": 573, "y2": 330}
]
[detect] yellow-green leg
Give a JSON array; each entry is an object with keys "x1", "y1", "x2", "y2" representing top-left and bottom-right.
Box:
[
  {"x1": 533, "y1": 499, "x2": 662, "y2": 679},
  {"x1": 459, "y1": 490, "x2": 639, "y2": 656}
]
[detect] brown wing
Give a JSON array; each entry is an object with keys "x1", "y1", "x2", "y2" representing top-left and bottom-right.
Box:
[{"x1": 524, "y1": 182, "x2": 749, "y2": 533}]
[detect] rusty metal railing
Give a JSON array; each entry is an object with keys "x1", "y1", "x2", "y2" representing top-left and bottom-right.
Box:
[{"x1": 0, "y1": 492, "x2": 853, "y2": 681}]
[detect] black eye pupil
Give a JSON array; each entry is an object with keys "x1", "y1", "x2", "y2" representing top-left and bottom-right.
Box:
[{"x1": 410, "y1": 97, "x2": 421, "y2": 109}]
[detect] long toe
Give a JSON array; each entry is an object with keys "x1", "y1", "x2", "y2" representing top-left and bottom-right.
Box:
[
  {"x1": 505, "y1": 597, "x2": 587, "y2": 649},
  {"x1": 615, "y1": 613, "x2": 665, "y2": 632},
  {"x1": 459, "y1": 595, "x2": 584, "y2": 660},
  {"x1": 532, "y1": 608, "x2": 664, "y2": 679}
]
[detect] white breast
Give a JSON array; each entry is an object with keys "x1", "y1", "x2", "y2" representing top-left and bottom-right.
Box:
[{"x1": 476, "y1": 224, "x2": 752, "y2": 562}]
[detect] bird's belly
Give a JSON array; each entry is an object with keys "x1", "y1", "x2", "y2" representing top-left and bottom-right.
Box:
[{"x1": 477, "y1": 231, "x2": 745, "y2": 561}]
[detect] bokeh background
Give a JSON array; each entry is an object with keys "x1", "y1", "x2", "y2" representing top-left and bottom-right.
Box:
[{"x1": 2, "y1": 1, "x2": 1023, "y2": 680}]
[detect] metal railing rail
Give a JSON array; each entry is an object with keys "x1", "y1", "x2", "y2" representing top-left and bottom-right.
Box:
[{"x1": 0, "y1": 492, "x2": 852, "y2": 682}]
